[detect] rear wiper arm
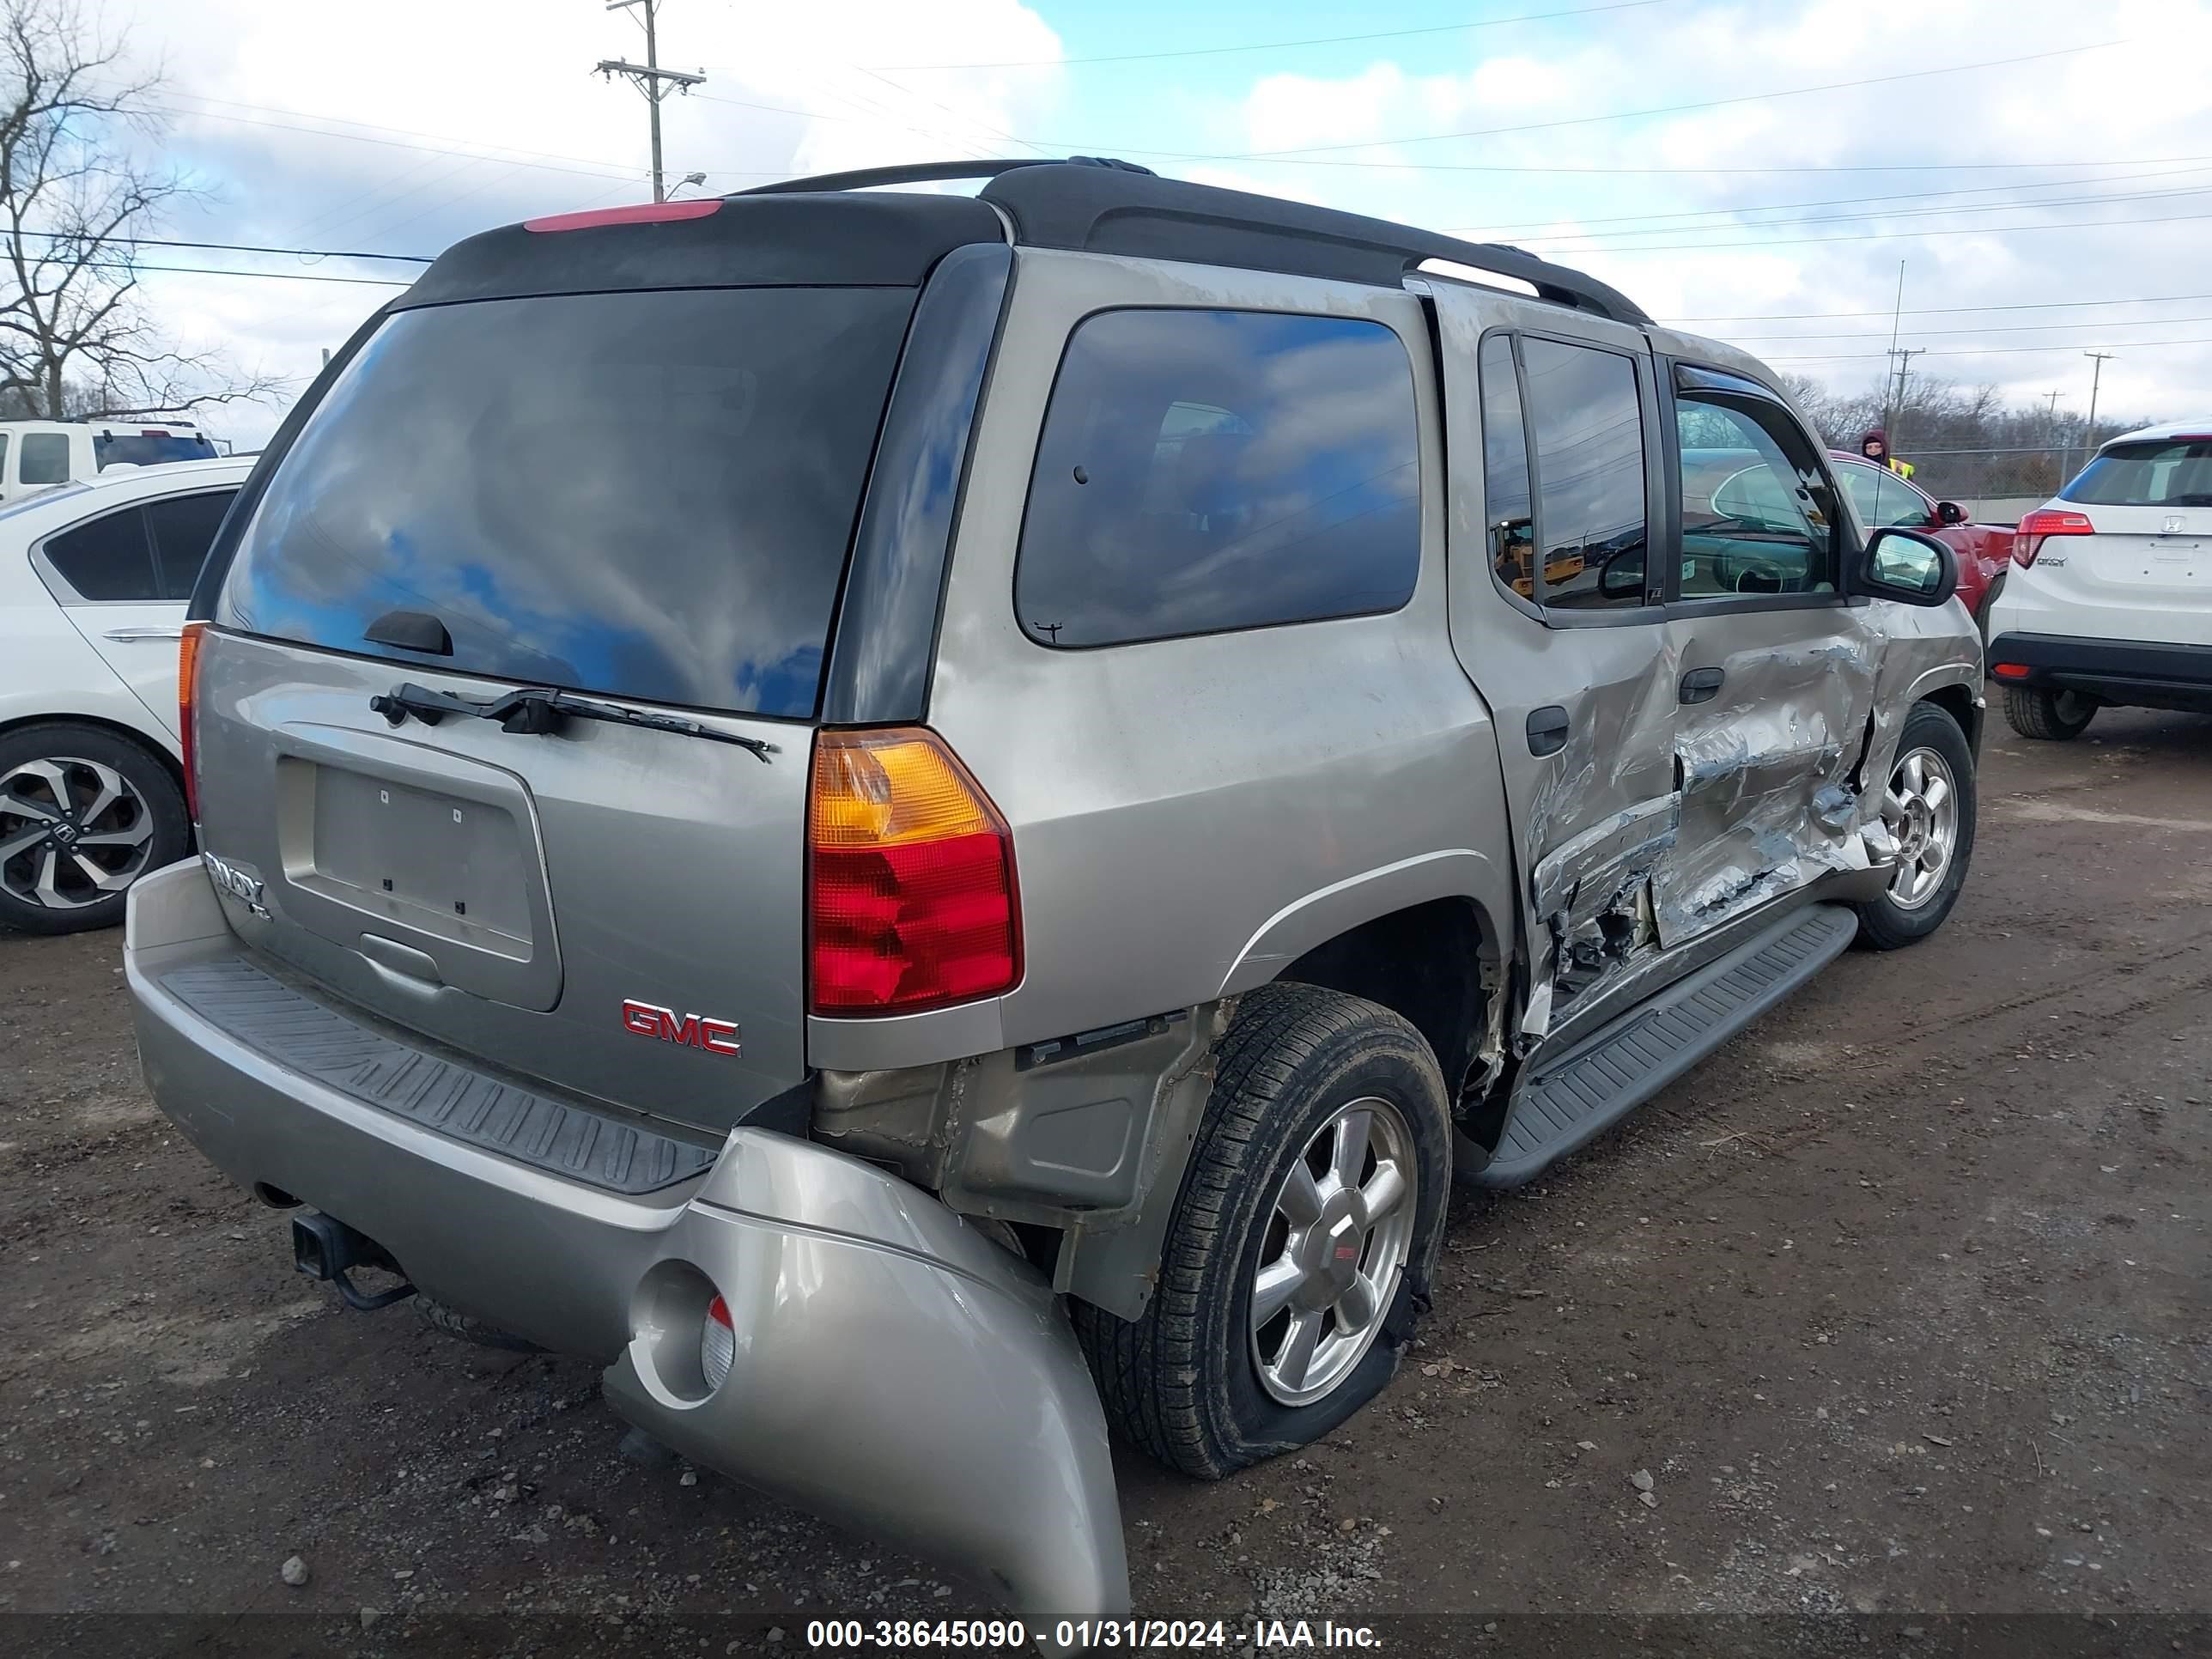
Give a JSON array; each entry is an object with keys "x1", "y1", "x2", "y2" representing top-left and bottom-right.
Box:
[{"x1": 368, "y1": 682, "x2": 776, "y2": 762}]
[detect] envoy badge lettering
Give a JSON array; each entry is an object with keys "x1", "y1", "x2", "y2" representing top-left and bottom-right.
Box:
[{"x1": 621, "y1": 999, "x2": 741, "y2": 1057}]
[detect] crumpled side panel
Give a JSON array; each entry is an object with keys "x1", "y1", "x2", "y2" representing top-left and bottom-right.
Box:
[{"x1": 1656, "y1": 631, "x2": 1879, "y2": 944}]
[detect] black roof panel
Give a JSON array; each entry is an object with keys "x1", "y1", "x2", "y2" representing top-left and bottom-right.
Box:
[{"x1": 399, "y1": 191, "x2": 1005, "y2": 308}]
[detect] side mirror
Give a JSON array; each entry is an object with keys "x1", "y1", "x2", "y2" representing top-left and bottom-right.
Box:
[
  {"x1": 1861, "y1": 526, "x2": 1957, "y2": 607},
  {"x1": 1936, "y1": 501, "x2": 1967, "y2": 526},
  {"x1": 1597, "y1": 548, "x2": 1646, "y2": 600}
]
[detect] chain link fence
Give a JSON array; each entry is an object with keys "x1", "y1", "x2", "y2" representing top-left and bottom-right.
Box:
[{"x1": 1883, "y1": 447, "x2": 2079, "y2": 522}]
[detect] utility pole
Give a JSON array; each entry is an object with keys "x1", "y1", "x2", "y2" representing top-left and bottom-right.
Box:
[
  {"x1": 597, "y1": 1, "x2": 704, "y2": 203},
  {"x1": 2080, "y1": 351, "x2": 2115, "y2": 476},
  {"x1": 1886, "y1": 346, "x2": 1925, "y2": 449}
]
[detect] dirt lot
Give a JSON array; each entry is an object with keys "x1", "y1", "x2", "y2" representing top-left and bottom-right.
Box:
[{"x1": 2, "y1": 709, "x2": 2207, "y2": 1658}]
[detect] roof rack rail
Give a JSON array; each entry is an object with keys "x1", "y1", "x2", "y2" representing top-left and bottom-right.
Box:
[
  {"x1": 740, "y1": 156, "x2": 1646, "y2": 327},
  {"x1": 739, "y1": 156, "x2": 1153, "y2": 197}
]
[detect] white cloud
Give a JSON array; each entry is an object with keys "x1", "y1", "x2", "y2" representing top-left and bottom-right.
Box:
[{"x1": 102, "y1": 0, "x2": 1066, "y2": 441}]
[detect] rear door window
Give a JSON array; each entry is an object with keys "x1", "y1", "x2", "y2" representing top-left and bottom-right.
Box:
[
  {"x1": 143, "y1": 490, "x2": 238, "y2": 600},
  {"x1": 44, "y1": 507, "x2": 158, "y2": 600},
  {"x1": 219, "y1": 286, "x2": 915, "y2": 719},
  {"x1": 1014, "y1": 307, "x2": 1420, "y2": 647},
  {"x1": 20, "y1": 432, "x2": 70, "y2": 485},
  {"x1": 1517, "y1": 337, "x2": 1649, "y2": 610}
]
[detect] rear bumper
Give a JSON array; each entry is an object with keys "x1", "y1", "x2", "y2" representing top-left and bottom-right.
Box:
[
  {"x1": 1985, "y1": 630, "x2": 2212, "y2": 713},
  {"x1": 125, "y1": 859, "x2": 1128, "y2": 1620}
]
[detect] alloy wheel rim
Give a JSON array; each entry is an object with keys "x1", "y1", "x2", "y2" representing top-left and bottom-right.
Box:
[
  {"x1": 1880, "y1": 744, "x2": 1959, "y2": 910},
  {"x1": 0, "y1": 757, "x2": 155, "y2": 910},
  {"x1": 1249, "y1": 1094, "x2": 1419, "y2": 1408}
]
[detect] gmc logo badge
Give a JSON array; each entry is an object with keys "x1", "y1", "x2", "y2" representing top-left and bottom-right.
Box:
[{"x1": 621, "y1": 999, "x2": 741, "y2": 1057}]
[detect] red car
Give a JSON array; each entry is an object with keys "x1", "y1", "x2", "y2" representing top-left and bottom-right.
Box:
[{"x1": 1829, "y1": 450, "x2": 2015, "y2": 629}]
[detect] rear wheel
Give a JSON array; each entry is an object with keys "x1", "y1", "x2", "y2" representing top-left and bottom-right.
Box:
[
  {"x1": 1073, "y1": 982, "x2": 1450, "y2": 1480},
  {"x1": 0, "y1": 723, "x2": 188, "y2": 935},
  {"x1": 1852, "y1": 702, "x2": 1976, "y2": 951},
  {"x1": 2001, "y1": 683, "x2": 2097, "y2": 741}
]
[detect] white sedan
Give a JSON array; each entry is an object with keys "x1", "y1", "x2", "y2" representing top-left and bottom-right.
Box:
[{"x1": 0, "y1": 456, "x2": 254, "y2": 932}]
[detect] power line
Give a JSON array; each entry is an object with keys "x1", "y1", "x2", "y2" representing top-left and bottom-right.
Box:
[
  {"x1": 1729, "y1": 312, "x2": 2212, "y2": 344},
  {"x1": 1526, "y1": 179, "x2": 2212, "y2": 248},
  {"x1": 1662, "y1": 290, "x2": 2212, "y2": 323},
  {"x1": 156, "y1": 96, "x2": 651, "y2": 183},
  {"x1": 867, "y1": 0, "x2": 1678, "y2": 70},
  {"x1": 1764, "y1": 334, "x2": 2212, "y2": 363},
  {"x1": 1217, "y1": 40, "x2": 2127, "y2": 161},
  {"x1": 1446, "y1": 161, "x2": 2212, "y2": 240},
  {"x1": 9, "y1": 228, "x2": 432, "y2": 264},
  {"x1": 118, "y1": 262, "x2": 410, "y2": 288},
  {"x1": 1527, "y1": 204, "x2": 2212, "y2": 256}
]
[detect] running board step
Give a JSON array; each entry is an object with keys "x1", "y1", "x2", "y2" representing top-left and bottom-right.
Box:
[{"x1": 1473, "y1": 902, "x2": 1859, "y2": 1189}]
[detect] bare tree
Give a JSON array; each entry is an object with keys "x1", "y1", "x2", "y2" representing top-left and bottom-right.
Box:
[{"x1": 0, "y1": 0, "x2": 282, "y2": 421}]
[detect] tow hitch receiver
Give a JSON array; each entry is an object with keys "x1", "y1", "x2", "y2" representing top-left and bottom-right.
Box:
[{"x1": 291, "y1": 1212, "x2": 418, "y2": 1312}]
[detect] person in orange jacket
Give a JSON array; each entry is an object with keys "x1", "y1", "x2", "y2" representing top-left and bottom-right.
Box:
[{"x1": 1859, "y1": 428, "x2": 1915, "y2": 479}]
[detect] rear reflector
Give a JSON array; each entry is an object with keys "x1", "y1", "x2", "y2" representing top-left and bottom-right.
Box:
[
  {"x1": 2014, "y1": 507, "x2": 2094, "y2": 567},
  {"x1": 701, "y1": 1294, "x2": 734, "y2": 1392},
  {"x1": 178, "y1": 621, "x2": 205, "y2": 820},
  {"x1": 1992, "y1": 662, "x2": 2029, "y2": 679},
  {"x1": 523, "y1": 199, "x2": 720, "y2": 233},
  {"x1": 808, "y1": 727, "x2": 1020, "y2": 1015}
]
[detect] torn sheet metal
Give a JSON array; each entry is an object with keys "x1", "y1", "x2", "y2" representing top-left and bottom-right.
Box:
[
  {"x1": 1655, "y1": 627, "x2": 1881, "y2": 945},
  {"x1": 813, "y1": 1000, "x2": 1231, "y2": 1320}
]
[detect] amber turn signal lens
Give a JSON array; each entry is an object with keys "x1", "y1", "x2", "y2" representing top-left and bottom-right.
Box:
[{"x1": 807, "y1": 728, "x2": 1019, "y2": 1015}]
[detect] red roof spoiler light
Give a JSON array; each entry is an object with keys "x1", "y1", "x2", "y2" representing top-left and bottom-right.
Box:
[{"x1": 524, "y1": 198, "x2": 720, "y2": 234}]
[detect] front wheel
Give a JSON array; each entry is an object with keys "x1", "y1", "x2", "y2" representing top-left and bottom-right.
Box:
[
  {"x1": 2001, "y1": 683, "x2": 2097, "y2": 741},
  {"x1": 1852, "y1": 701, "x2": 1977, "y2": 951},
  {"x1": 1073, "y1": 982, "x2": 1451, "y2": 1480}
]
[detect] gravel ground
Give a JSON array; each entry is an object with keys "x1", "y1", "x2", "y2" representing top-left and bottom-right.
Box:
[{"x1": 2, "y1": 708, "x2": 2207, "y2": 1659}]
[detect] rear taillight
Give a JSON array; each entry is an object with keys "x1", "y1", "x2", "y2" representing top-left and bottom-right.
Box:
[
  {"x1": 807, "y1": 727, "x2": 1020, "y2": 1015},
  {"x1": 178, "y1": 621, "x2": 204, "y2": 820},
  {"x1": 2014, "y1": 507, "x2": 2094, "y2": 567},
  {"x1": 701, "y1": 1294, "x2": 734, "y2": 1392}
]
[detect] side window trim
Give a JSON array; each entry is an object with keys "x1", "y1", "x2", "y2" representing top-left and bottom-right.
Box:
[
  {"x1": 1498, "y1": 325, "x2": 1665, "y2": 626},
  {"x1": 1662, "y1": 355, "x2": 1851, "y2": 612}
]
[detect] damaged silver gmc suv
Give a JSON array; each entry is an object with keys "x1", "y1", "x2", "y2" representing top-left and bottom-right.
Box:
[{"x1": 127, "y1": 158, "x2": 1982, "y2": 1623}]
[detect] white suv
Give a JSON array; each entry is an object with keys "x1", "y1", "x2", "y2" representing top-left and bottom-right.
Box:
[
  {"x1": 0, "y1": 456, "x2": 252, "y2": 931},
  {"x1": 1986, "y1": 419, "x2": 2212, "y2": 738}
]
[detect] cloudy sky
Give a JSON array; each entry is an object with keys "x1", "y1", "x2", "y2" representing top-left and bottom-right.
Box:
[{"x1": 97, "y1": 0, "x2": 2212, "y2": 447}]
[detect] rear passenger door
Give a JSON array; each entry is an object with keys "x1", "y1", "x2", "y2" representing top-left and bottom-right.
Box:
[
  {"x1": 38, "y1": 489, "x2": 235, "y2": 740},
  {"x1": 1656, "y1": 363, "x2": 1881, "y2": 941},
  {"x1": 1429, "y1": 284, "x2": 1678, "y2": 1036}
]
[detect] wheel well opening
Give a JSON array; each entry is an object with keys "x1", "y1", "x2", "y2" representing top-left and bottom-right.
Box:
[
  {"x1": 1277, "y1": 898, "x2": 1489, "y2": 1094},
  {"x1": 0, "y1": 712, "x2": 185, "y2": 793},
  {"x1": 1922, "y1": 684, "x2": 1983, "y2": 757}
]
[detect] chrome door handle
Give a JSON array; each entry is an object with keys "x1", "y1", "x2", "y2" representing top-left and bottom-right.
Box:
[{"x1": 102, "y1": 626, "x2": 185, "y2": 642}]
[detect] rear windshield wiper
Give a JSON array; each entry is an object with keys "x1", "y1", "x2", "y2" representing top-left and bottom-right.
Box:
[{"x1": 368, "y1": 681, "x2": 776, "y2": 762}]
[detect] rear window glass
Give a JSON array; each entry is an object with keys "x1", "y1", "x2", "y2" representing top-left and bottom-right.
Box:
[
  {"x1": 1014, "y1": 308, "x2": 1420, "y2": 648},
  {"x1": 2067, "y1": 439, "x2": 2212, "y2": 507},
  {"x1": 94, "y1": 432, "x2": 218, "y2": 468},
  {"x1": 219, "y1": 286, "x2": 915, "y2": 719}
]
